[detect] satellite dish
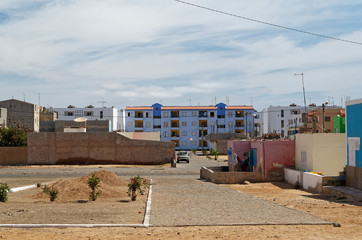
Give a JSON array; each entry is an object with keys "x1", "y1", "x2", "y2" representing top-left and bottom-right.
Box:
[{"x1": 74, "y1": 117, "x2": 87, "y2": 123}]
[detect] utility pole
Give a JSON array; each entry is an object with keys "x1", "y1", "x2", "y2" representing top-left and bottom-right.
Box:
[
  {"x1": 295, "y1": 73, "x2": 307, "y2": 121},
  {"x1": 322, "y1": 102, "x2": 328, "y2": 133}
]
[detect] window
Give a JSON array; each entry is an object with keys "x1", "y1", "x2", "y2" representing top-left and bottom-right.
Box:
[
  {"x1": 182, "y1": 131, "x2": 187, "y2": 136},
  {"x1": 281, "y1": 110, "x2": 284, "y2": 118},
  {"x1": 146, "y1": 112, "x2": 149, "y2": 118},
  {"x1": 127, "y1": 112, "x2": 131, "y2": 117},
  {"x1": 210, "y1": 112, "x2": 215, "y2": 117},
  {"x1": 146, "y1": 122, "x2": 150, "y2": 128},
  {"x1": 128, "y1": 122, "x2": 132, "y2": 127},
  {"x1": 217, "y1": 124, "x2": 225, "y2": 128},
  {"x1": 192, "y1": 141, "x2": 197, "y2": 146},
  {"x1": 192, "y1": 121, "x2": 197, "y2": 126},
  {"x1": 182, "y1": 121, "x2": 187, "y2": 126},
  {"x1": 301, "y1": 151, "x2": 307, "y2": 167},
  {"x1": 192, "y1": 112, "x2": 196, "y2": 117},
  {"x1": 182, "y1": 112, "x2": 187, "y2": 117},
  {"x1": 100, "y1": 111, "x2": 103, "y2": 119},
  {"x1": 65, "y1": 111, "x2": 74, "y2": 116},
  {"x1": 163, "y1": 131, "x2": 169, "y2": 138},
  {"x1": 281, "y1": 130, "x2": 285, "y2": 137},
  {"x1": 182, "y1": 141, "x2": 187, "y2": 146},
  {"x1": 325, "y1": 116, "x2": 331, "y2": 122},
  {"x1": 281, "y1": 120, "x2": 284, "y2": 128},
  {"x1": 84, "y1": 111, "x2": 93, "y2": 116},
  {"x1": 154, "y1": 125, "x2": 161, "y2": 129},
  {"x1": 163, "y1": 112, "x2": 168, "y2": 118},
  {"x1": 228, "y1": 112, "x2": 233, "y2": 117},
  {"x1": 164, "y1": 122, "x2": 168, "y2": 128},
  {"x1": 192, "y1": 131, "x2": 197, "y2": 136}
]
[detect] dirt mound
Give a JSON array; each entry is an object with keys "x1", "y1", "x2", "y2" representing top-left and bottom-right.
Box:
[
  {"x1": 30, "y1": 170, "x2": 130, "y2": 201},
  {"x1": 80, "y1": 170, "x2": 129, "y2": 187}
]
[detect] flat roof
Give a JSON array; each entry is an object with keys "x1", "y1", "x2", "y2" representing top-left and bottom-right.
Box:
[{"x1": 125, "y1": 105, "x2": 253, "y2": 110}]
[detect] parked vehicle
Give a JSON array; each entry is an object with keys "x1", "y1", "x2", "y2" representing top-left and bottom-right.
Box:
[{"x1": 177, "y1": 151, "x2": 190, "y2": 163}]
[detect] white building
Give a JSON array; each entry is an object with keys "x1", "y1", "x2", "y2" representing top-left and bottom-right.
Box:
[
  {"x1": 54, "y1": 106, "x2": 119, "y2": 131},
  {"x1": 261, "y1": 104, "x2": 318, "y2": 138}
]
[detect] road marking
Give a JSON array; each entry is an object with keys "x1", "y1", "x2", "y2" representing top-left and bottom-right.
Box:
[{"x1": 143, "y1": 179, "x2": 153, "y2": 227}]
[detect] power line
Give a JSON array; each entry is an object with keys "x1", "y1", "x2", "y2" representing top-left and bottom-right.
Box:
[{"x1": 174, "y1": 0, "x2": 362, "y2": 46}]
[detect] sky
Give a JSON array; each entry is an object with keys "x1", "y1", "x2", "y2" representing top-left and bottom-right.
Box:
[{"x1": 0, "y1": 0, "x2": 361, "y2": 111}]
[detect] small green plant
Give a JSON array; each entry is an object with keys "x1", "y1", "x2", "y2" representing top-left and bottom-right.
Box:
[
  {"x1": 127, "y1": 176, "x2": 148, "y2": 201},
  {"x1": 0, "y1": 183, "x2": 11, "y2": 202},
  {"x1": 191, "y1": 149, "x2": 197, "y2": 154},
  {"x1": 42, "y1": 185, "x2": 59, "y2": 202},
  {"x1": 210, "y1": 149, "x2": 220, "y2": 160},
  {"x1": 87, "y1": 174, "x2": 102, "y2": 201}
]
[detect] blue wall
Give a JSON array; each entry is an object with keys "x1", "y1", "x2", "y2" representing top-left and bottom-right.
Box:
[{"x1": 346, "y1": 102, "x2": 362, "y2": 167}]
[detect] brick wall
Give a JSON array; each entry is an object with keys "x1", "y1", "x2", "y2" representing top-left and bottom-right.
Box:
[{"x1": 0, "y1": 147, "x2": 27, "y2": 165}]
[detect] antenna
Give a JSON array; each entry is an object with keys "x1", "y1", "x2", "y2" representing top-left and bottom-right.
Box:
[{"x1": 97, "y1": 97, "x2": 107, "y2": 108}]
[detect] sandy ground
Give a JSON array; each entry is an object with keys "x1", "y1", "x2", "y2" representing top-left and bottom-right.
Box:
[{"x1": 1, "y1": 182, "x2": 361, "y2": 239}]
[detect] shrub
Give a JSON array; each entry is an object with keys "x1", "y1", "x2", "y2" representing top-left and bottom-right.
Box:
[
  {"x1": 43, "y1": 185, "x2": 59, "y2": 202},
  {"x1": 0, "y1": 183, "x2": 11, "y2": 202},
  {"x1": 0, "y1": 123, "x2": 32, "y2": 147},
  {"x1": 87, "y1": 174, "x2": 102, "y2": 201},
  {"x1": 127, "y1": 176, "x2": 148, "y2": 201},
  {"x1": 191, "y1": 149, "x2": 197, "y2": 154}
]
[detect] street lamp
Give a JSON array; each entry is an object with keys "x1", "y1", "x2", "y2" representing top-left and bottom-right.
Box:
[
  {"x1": 322, "y1": 101, "x2": 328, "y2": 133},
  {"x1": 295, "y1": 73, "x2": 307, "y2": 119}
]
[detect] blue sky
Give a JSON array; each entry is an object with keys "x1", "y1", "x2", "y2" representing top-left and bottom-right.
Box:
[{"x1": 0, "y1": 0, "x2": 361, "y2": 111}]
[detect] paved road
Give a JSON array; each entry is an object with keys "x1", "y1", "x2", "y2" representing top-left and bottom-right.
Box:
[
  {"x1": 0, "y1": 154, "x2": 227, "y2": 187},
  {"x1": 0, "y1": 155, "x2": 330, "y2": 226}
]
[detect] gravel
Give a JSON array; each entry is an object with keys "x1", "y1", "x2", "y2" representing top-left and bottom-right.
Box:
[{"x1": 150, "y1": 178, "x2": 331, "y2": 226}]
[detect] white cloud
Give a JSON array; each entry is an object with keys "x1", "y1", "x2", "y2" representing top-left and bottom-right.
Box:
[{"x1": 0, "y1": 0, "x2": 361, "y2": 110}]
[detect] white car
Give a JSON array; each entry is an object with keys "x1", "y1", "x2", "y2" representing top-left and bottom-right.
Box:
[{"x1": 177, "y1": 151, "x2": 190, "y2": 163}]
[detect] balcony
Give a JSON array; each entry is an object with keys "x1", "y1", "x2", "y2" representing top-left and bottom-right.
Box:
[
  {"x1": 235, "y1": 110, "x2": 244, "y2": 118},
  {"x1": 171, "y1": 120, "x2": 179, "y2": 128},
  {"x1": 135, "y1": 111, "x2": 144, "y2": 118},
  {"x1": 199, "y1": 111, "x2": 207, "y2": 118},
  {"x1": 217, "y1": 115, "x2": 225, "y2": 119},
  {"x1": 171, "y1": 111, "x2": 179, "y2": 118},
  {"x1": 135, "y1": 120, "x2": 143, "y2": 128}
]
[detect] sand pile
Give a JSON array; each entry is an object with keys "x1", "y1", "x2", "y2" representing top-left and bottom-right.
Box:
[{"x1": 30, "y1": 170, "x2": 130, "y2": 201}]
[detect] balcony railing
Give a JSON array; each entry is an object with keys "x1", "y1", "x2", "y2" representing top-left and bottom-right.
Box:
[
  {"x1": 153, "y1": 125, "x2": 161, "y2": 129},
  {"x1": 171, "y1": 134, "x2": 179, "y2": 137},
  {"x1": 217, "y1": 115, "x2": 225, "y2": 118},
  {"x1": 171, "y1": 124, "x2": 179, "y2": 128},
  {"x1": 199, "y1": 124, "x2": 207, "y2": 128},
  {"x1": 135, "y1": 124, "x2": 143, "y2": 128},
  {"x1": 171, "y1": 114, "x2": 179, "y2": 118},
  {"x1": 153, "y1": 116, "x2": 161, "y2": 119}
]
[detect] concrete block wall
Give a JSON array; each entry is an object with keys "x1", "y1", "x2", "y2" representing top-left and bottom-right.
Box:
[
  {"x1": 302, "y1": 172, "x2": 323, "y2": 192},
  {"x1": 284, "y1": 168, "x2": 303, "y2": 185},
  {"x1": 345, "y1": 165, "x2": 362, "y2": 190},
  {"x1": 0, "y1": 147, "x2": 27, "y2": 165},
  {"x1": 27, "y1": 132, "x2": 174, "y2": 165},
  {"x1": 200, "y1": 166, "x2": 264, "y2": 184}
]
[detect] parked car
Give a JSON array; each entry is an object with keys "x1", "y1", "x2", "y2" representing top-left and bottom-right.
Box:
[{"x1": 177, "y1": 151, "x2": 190, "y2": 163}]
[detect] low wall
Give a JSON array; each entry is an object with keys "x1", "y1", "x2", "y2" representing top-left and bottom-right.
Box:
[
  {"x1": 0, "y1": 147, "x2": 28, "y2": 165},
  {"x1": 284, "y1": 168, "x2": 303, "y2": 185},
  {"x1": 200, "y1": 166, "x2": 263, "y2": 184},
  {"x1": 302, "y1": 172, "x2": 323, "y2": 192},
  {"x1": 345, "y1": 165, "x2": 362, "y2": 190},
  {"x1": 27, "y1": 132, "x2": 174, "y2": 165}
]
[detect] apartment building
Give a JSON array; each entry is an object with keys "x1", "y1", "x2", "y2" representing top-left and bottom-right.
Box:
[
  {"x1": 262, "y1": 104, "x2": 320, "y2": 138},
  {"x1": 0, "y1": 99, "x2": 40, "y2": 131},
  {"x1": 125, "y1": 103, "x2": 254, "y2": 150},
  {"x1": 305, "y1": 107, "x2": 345, "y2": 133},
  {"x1": 54, "y1": 106, "x2": 119, "y2": 131}
]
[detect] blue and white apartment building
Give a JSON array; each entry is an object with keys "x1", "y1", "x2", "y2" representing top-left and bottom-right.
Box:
[{"x1": 125, "y1": 103, "x2": 254, "y2": 150}]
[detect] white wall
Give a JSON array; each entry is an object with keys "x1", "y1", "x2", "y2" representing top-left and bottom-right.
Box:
[{"x1": 284, "y1": 168, "x2": 303, "y2": 185}]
